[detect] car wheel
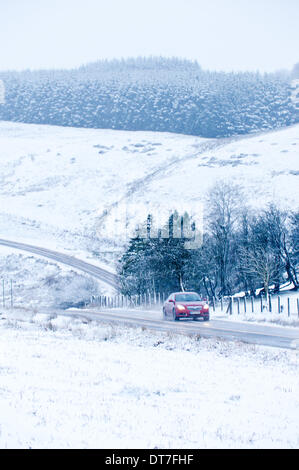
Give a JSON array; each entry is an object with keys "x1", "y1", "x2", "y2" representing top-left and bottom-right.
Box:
[
  {"x1": 162, "y1": 307, "x2": 167, "y2": 320},
  {"x1": 173, "y1": 309, "x2": 179, "y2": 321},
  {"x1": 203, "y1": 317, "x2": 210, "y2": 321}
]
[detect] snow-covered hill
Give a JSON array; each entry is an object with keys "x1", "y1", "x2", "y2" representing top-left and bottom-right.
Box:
[{"x1": 0, "y1": 121, "x2": 298, "y2": 259}]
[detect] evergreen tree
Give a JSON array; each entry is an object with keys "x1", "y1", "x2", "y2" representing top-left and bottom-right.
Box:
[
  {"x1": 118, "y1": 213, "x2": 193, "y2": 296},
  {"x1": 0, "y1": 57, "x2": 297, "y2": 138}
]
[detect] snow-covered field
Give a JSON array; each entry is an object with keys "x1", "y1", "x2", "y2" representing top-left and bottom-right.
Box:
[
  {"x1": 0, "y1": 310, "x2": 298, "y2": 449},
  {"x1": 0, "y1": 121, "x2": 209, "y2": 258},
  {"x1": 0, "y1": 246, "x2": 102, "y2": 309}
]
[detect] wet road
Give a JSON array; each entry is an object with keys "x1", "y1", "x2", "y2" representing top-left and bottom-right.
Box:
[{"x1": 66, "y1": 307, "x2": 299, "y2": 350}]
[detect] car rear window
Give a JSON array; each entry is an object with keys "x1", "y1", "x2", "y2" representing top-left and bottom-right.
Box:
[{"x1": 175, "y1": 293, "x2": 201, "y2": 301}]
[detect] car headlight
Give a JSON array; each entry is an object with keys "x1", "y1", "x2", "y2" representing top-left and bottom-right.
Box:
[
  {"x1": 203, "y1": 304, "x2": 209, "y2": 310},
  {"x1": 176, "y1": 304, "x2": 186, "y2": 311}
]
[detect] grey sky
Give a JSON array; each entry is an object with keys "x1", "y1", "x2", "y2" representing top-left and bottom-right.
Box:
[{"x1": 0, "y1": 0, "x2": 298, "y2": 72}]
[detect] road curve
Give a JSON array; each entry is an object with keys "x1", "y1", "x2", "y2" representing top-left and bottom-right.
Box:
[
  {"x1": 1, "y1": 238, "x2": 299, "y2": 349},
  {"x1": 0, "y1": 238, "x2": 119, "y2": 289}
]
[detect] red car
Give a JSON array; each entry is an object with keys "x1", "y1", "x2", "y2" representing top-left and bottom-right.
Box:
[{"x1": 163, "y1": 292, "x2": 209, "y2": 321}]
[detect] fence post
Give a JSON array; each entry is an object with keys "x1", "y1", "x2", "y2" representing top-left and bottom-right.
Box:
[
  {"x1": 278, "y1": 296, "x2": 281, "y2": 314},
  {"x1": 251, "y1": 296, "x2": 254, "y2": 313},
  {"x1": 268, "y1": 294, "x2": 272, "y2": 313},
  {"x1": 220, "y1": 297, "x2": 223, "y2": 312},
  {"x1": 287, "y1": 298, "x2": 290, "y2": 317},
  {"x1": 243, "y1": 296, "x2": 247, "y2": 314},
  {"x1": 260, "y1": 295, "x2": 263, "y2": 313},
  {"x1": 237, "y1": 298, "x2": 240, "y2": 315},
  {"x1": 10, "y1": 280, "x2": 13, "y2": 309},
  {"x1": 226, "y1": 296, "x2": 233, "y2": 315},
  {"x1": 212, "y1": 297, "x2": 215, "y2": 312}
]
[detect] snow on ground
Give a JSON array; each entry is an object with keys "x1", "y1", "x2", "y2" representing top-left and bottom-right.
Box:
[
  {"x1": 211, "y1": 290, "x2": 299, "y2": 327},
  {"x1": 0, "y1": 310, "x2": 298, "y2": 449},
  {"x1": 0, "y1": 121, "x2": 207, "y2": 261},
  {"x1": 212, "y1": 310, "x2": 299, "y2": 328},
  {"x1": 145, "y1": 124, "x2": 299, "y2": 214},
  {"x1": 0, "y1": 246, "x2": 107, "y2": 309}
]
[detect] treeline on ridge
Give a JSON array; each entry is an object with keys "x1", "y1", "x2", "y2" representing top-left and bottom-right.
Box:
[{"x1": 0, "y1": 57, "x2": 298, "y2": 138}]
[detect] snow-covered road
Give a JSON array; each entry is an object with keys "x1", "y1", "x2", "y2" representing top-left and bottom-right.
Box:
[
  {"x1": 0, "y1": 238, "x2": 119, "y2": 289},
  {"x1": 1, "y1": 240, "x2": 299, "y2": 349},
  {"x1": 64, "y1": 307, "x2": 299, "y2": 350}
]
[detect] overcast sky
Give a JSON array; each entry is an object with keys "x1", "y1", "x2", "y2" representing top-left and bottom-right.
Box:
[{"x1": 0, "y1": 0, "x2": 298, "y2": 72}]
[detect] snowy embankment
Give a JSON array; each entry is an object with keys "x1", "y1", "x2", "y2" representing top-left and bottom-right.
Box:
[
  {"x1": 0, "y1": 245, "x2": 103, "y2": 309},
  {"x1": 212, "y1": 289, "x2": 299, "y2": 328},
  {"x1": 214, "y1": 310, "x2": 299, "y2": 328},
  {"x1": 0, "y1": 310, "x2": 298, "y2": 449}
]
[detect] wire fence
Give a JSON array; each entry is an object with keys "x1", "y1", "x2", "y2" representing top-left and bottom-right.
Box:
[
  {"x1": 89, "y1": 292, "x2": 169, "y2": 309},
  {"x1": 211, "y1": 293, "x2": 299, "y2": 317},
  {"x1": 2, "y1": 279, "x2": 299, "y2": 318},
  {"x1": 88, "y1": 291, "x2": 299, "y2": 318}
]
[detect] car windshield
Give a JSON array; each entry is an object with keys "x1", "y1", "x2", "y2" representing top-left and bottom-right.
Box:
[{"x1": 175, "y1": 293, "x2": 201, "y2": 302}]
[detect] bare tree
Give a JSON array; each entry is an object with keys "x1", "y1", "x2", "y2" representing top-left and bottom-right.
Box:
[
  {"x1": 263, "y1": 205, "x2": 298, "y2": 290},
  {"x1": 290, "y1": 212, "x2": 299, "y2": 281},
  {"x1": 236, "y1": 211, "x2": 260, "y2": 296},
  {"x1": 206, "y1": 180, "x2": 243, "y2": 296},
  {"x1": 239, "y1": 246, "x2": 278, "y2": 302}
]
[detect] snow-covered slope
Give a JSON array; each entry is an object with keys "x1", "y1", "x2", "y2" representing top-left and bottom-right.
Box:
[{"x1": 0, "y1": 121, "x2": 298, "y2": 267}]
